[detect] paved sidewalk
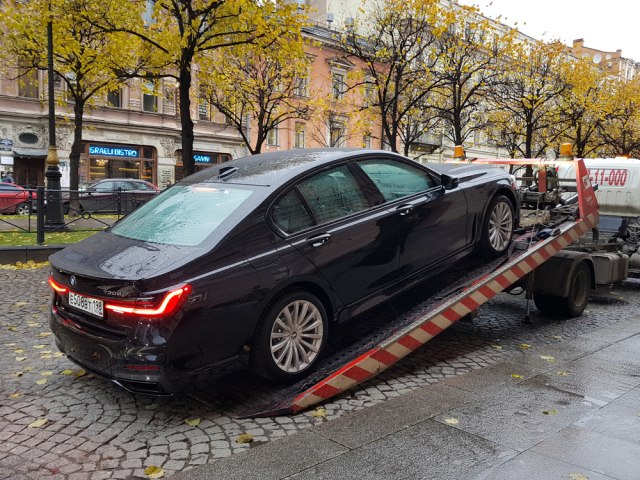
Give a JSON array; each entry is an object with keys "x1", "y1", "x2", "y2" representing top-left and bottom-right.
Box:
[{"x1": 174, "y1": 317, "x2": 640, "y2": 480}]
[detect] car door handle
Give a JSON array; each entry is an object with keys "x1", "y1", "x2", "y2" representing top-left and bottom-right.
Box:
[
  {"x1": 396, "y1": 205, "x2": 413, "y2": 216},
  {"x1": 306, "y1": 233, "x2": 332, "y2": 247}
]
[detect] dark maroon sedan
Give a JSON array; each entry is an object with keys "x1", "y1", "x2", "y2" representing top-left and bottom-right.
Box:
[{"x1": 48, "y1": 149, "x2": 518, "y2": 394}]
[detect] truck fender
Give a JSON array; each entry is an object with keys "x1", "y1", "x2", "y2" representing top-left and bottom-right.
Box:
[{"x1": 532, "y1": 250, "x2": 596, "y2": 297}]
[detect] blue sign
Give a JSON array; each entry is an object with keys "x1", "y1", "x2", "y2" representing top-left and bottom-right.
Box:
[
  {"x1": 89, "y1": 144, "x2": 139, "y2": 158},
  {"x1": 194, "y1": 154, "x2": 213, "y2": 163}
]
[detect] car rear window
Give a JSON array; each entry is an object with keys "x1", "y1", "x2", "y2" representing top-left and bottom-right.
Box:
[{"x1": 111, "y1": 184, "x2": 253, "y2": 246}]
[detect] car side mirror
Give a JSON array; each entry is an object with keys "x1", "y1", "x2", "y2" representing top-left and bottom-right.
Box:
[{"x1": 441, "y1": 174, "x2": 459, "y2": 190}]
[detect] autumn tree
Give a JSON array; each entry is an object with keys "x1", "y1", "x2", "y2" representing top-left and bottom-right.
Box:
[
  {"x1": 199, "y1": 28, "x2": 311, "y2": 154},
  {"x1": 598, "y1": 77, "x2": 640, "y2": 157},
  {"x1": 339, "y1": 0, "x2": 446, "y2": 155},
  {"x1": 94, "y1": 0, "x2": 305, "y2": 175},
  {"x1": 0, "y1": 0, "x2": 145, "y2": 193},
  {"x1": 488, "y1": 41, "x2": 568, "y2": 158},
  {"x1": 432, "y1": 5, "x2": 516, "y2": 146}
]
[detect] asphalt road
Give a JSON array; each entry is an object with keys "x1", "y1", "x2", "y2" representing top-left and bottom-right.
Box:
[{"x1": 1, "y1": 266, "x2": 639, "y2": 479}]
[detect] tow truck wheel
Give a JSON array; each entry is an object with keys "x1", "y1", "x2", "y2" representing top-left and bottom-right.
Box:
[
  {"x1": 480, "y1": 195, "x2": 514, "y2": 257},
  {"x1": 534, "y1": 262, "x2": 591, "y2": 318},
  {"x1": 251, "y1": 291, "x2": 328, "y2": 382}
]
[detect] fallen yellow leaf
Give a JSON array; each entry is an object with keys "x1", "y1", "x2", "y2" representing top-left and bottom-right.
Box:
[
  {"x1": 29, "y1": 419, "x2": 48, "y2": 428},
  {"x1": 14, "y1": 301, "x2": 28, "y2": 307},
  {"x1": 41, "y1": 371, "x2": 53, "y2": 376},
  {"x1": 511, "y1": 374, "x2": 523, "y2": 379},
  {"x1": 311, "y1": 407, "x2": 327, "y2": 418},
  {"x1": 444, "y1": 418, "x2": 459, "y2": 425},
  {"x1": 53, "y1": 352, "x2": 65, "y2": 357},
  {"x1": 15, "y1": 356, "x2": 26, "y2": 362},
  {"x1": 569, "y1": 474, "x2": 589, "y2": 480},
  {"x1": 185, "y1": 418, "x2": 201, "y2": 427},
  {"x1": 8, "y1": 326, "x2": 17, "y2": 332},
  {"x1": 540, "y1": 355, "x2": 555, "y2": 362},
  {"x1": 61, "y1": 369, "x2": 75, "y2": 376},
  {"x1": 557, "y1": 371, "x2": 570, "y2": 377},
  {"x1": 519, "y1": 343, "x2": 532, "y2": 349},
  {"x1": 38, "y1": 332, "x2": 52, "y2": 338},
  {"x1": 145, "y1": 404, "x2": 159, "y2": 410},
  {"x1": 144, "y1": 466, "x2": 165, "y2": 479},
  {"x1": 542, "y1": 409, "x2": 558, "y2": 415},
  {"x1": 236, "y1": 433, "x2": 254, "y2": 444},
  {"x1": 491, "y1": 344, "x2": 503, "y2": 350},
  {"x1": 40, "y1": 355, "x2": 52, "y2": 359},
  {"x1": 74, "y1": 369, "x2": 87, "y2": 377},
  {"x1": 27, "y1": 322, "x2": 40, "y2": 327},
  {"x1": 9, "y1": 392, "x2": 21, "y2": 398},
  {"x1": 13, "y1": 348, "x2": 24, "y2": 353},
  {"x1": 36, "y1": 379, "x2": 47, "y2": 385},
  {"x1": 33, "y1": 345, "x2": 47, "y2": 349}
]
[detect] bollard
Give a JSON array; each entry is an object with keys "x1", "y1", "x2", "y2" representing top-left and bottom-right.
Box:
[{"x1": 36, "y1": 186, "x2": 45, "y2": 245}]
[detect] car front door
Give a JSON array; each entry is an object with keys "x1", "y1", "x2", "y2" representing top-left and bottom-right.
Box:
[
  {"x1": 356, "y1": 157, "x2": 468, "y2": 279},
  {"x1": 271, "y1": 163, "x2": 400, "y2": 307}
]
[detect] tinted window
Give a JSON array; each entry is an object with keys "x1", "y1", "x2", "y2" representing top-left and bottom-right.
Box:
[
  {"x1": 272, "y1": 189, "x2": 314, "y2": 234},
  {"x1": 358, "y1": 159, "x2": 437, "y2": 201},
  {"x1": 111, "y1": 184, "x2": 253, "y2": 246},
  {"x1": 94, "y1": 182, "x2": 116, "y2": 192},
  {"x1": 297, "y1": 165, "x2": 369, "y2": 225}
]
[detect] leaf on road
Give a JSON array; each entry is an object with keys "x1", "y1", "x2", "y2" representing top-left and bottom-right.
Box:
[
  {"x1": 444, "y1": 418, "x2": 459, "y2": 425},
  {"x1": 7, "y1": 326, "x2": 17, "y2": 332},
  {"x1": 9, "y1": 392, "x2": 22, "y2": 398},
  {"x1": 29, "y1": 419, "x2": 48, "y2": 428},
  {"x1": 53, "y1": 352, "x2": 65, "y2": 357},
  {"x1": 184, "y1": 418, "x2": 201, "y2": 427},
  {"x1": 27, "y1": 322, "x2": 40, "y2": 327},
  {"x1": 38, "y1": 332, "x2": 52, "y2": 338},
  {"x1": 236, "y1": 433, "x2": 254, "y2": 444},
  {"x1": 13, "y1": 348, "x2": 24, "y2": 353},
  {"x1": 14, "y1": 301, "x2": 28, "y2": 307},
  {"x1": 33, "y1": 345, "x2": 47, "y2": 349},
  {"x1": 15, "y1": 356, "x2": 26, "y2": 362},
  {"x1": 311, "y1": 407, "x2": 326, "y2": 418},
  {"x1": 549, "y1": 335, "x2": 562, "y2": 340},
  {"x1": 41, "y1": 371, "x2": 53, "y2": 376},
  {"x1": 569, "y1": 474, "x2": 589, "y2": 480},
  {"x1": 74, "y1": 369, "x2": 87, "y2": 377},
  {"x1": 36, "y1": 379, "x2": 47, "y2": 385},
  {"x1": 511, "y1": 374, "x2": 524, "y2": 379},
  {"x1": 145, "y1": 404, "x2": 159, "y2": 410},
  {"x1": 40, "y1": 355, "x2": 52, "y2": 359},
  {"x1": 491, "y1": 344, "x2": 503, "y2": 350},
  {"x1": 519, "y1": 343, "x2": 532, "y2": 349},
  {"x1": 540, "y1": 355, "x2": 555, "y2": 362},
  {"x1": 542, "y1": 409, "x2": 558, "y2": 415},
  {"x1": 61, "y1": 369, "x2": 75, "y2": 376},
  {"x1": 557, "y1": 371, "x2": 571, "y2": 377},
  {"x1": 144, "y1": 466, "x2": 165, "y2": 479}
]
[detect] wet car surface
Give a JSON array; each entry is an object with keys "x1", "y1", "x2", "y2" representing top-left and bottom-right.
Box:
[{"x1": 47, "y1": 149, "x2": 519, "y2": 393}]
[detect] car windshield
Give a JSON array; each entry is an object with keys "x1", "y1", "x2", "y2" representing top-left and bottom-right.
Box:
[{"x1": 111, "y1": 183, "x2": 253, "y2": 246}]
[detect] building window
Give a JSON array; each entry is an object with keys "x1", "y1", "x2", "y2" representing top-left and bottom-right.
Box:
[
  {"x1": 198, "y1": 89, "x2": 212, "y2": 121},
  {"x1": 106, "y1": 89, "x2": 121, "y2": 108},
  {"x1": 364, "y1": 83, "x2": 374, "y2": 108},
  {"x1": 293, "y1": 76, "x2": 308, "y2": 97},
  {"x1": 363, "y1": 135, "x2": 372, "y2": 149},
  {"x1": 332, "y1": 72, "x2": 345, "y2": 100},
  {"x1": 330, "y1": 121, "x2": 346, "y2": 147},
  {"x1": 267, "y1": 127, "x2": 279, "y2": 147},
  {"x1": 142, "y1": 81, "x2": 158, "y2": 113},
  {"x1": 294, "y1": 122, "x2": 306, "y2": 148},
  {"x1": 18, "y1": 68, "x2": 39, "y2": 98}
]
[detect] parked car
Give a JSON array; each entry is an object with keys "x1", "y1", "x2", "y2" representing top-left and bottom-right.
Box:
[
  {"x1": 0, "y1": 183, "x2": 36, "y2": 215},
  {"x1": 48, "y1": 149, "x2": 519, "y2": 394},
  {"x1": 63, "y1": 178, "x2": 159, "y2": 214}
]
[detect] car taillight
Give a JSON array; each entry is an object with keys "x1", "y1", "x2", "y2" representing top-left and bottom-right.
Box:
[
  {"x1": 48, "y1": 276, "x2": 68, "y2": 293},
  {"x1": 105, "y1": 284, "x2": 192, "y2": 318}
]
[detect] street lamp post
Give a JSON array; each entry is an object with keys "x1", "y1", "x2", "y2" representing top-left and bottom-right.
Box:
[{"x1": 45, "y1": 15, "x2": 65, "y2": 231}]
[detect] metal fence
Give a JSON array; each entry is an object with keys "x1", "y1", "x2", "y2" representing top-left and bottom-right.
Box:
[{"x1": 0, "y1": 187, "x2": 156, "y2": 245}]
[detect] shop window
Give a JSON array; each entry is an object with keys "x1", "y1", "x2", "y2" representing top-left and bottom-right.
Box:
[{"x1": 143, "y1": 81, "x2": 158, "y2": 112}]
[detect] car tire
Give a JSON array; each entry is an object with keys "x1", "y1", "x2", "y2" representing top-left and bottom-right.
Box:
[
  {"x1": 480, "y1": 195, "x2": 514, "y2": 257},
  {"x1": 15, "y1": 202, "x2": 30, "y2": 215},
  {"x1": 251, "y1": 291, "x2": 328, "y2": 382}
]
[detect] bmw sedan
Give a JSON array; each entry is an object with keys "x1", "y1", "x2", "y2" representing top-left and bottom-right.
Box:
[{"x1": 48, "y1": 149, "x2": 518, "y2": 394}]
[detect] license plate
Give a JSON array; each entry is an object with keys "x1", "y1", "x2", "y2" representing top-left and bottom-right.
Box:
[{"x1": 68, "y1": 292, "x2": 104, "y2": 318}]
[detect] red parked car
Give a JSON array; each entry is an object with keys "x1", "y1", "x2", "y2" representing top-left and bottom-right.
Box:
[{"x1": 0, "y1": 183, "x2": 36, "y2": 215}]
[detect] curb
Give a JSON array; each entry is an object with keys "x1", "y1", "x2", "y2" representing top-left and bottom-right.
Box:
[{"x1": 0, "y1": 245, "x2": 66, "y2": 265}]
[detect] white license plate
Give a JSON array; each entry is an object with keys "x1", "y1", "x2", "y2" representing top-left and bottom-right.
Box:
[{"x1": 68, "y1": 292, "x2": 104, "y2": 318}]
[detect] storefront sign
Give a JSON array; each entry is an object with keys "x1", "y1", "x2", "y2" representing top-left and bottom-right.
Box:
[
  {"x1": 194, "y1": 153, "x2": 213, "y2": 164},
  {"x1": 89, "y1": 144, "x2": 139, "y2": 158}
]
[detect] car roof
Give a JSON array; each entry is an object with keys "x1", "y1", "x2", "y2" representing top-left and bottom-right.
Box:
[{"x1": 183, "y1": 149, "x2": 401, "y2": 187}]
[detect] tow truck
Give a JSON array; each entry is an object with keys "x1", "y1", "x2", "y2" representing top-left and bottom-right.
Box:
[{"x1": 198, "y1": 147, "x2": 605, "y2": 418}]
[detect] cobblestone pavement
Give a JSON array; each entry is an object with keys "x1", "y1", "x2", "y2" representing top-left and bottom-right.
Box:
[{"x1": 1, "y1": 267, "x2": 638, "y2": 479}]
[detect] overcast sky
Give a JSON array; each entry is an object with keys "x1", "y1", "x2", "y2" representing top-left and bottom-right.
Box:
[{"x1": 458, "y1": 0, "x2": 640, "y2": 61}]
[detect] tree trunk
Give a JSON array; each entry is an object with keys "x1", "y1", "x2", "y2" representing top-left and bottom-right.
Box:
[
  {"x1": 68, "y1": 99, "x2": 84, "y2": 215},
  {"x1": 179, "y1": 62, "x2": 195, "y2": 176}
]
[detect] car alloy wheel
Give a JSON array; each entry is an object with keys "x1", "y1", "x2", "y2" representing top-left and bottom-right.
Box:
[
  {"x1": 16, "y1": 202, "x2": 30, "y2": 215},
  {"x1": 270, "y1": 299, "x2": 324, "y2": 373},
  {"x1": 488, "y1": 198, "x2": 513, "y2": 252}
]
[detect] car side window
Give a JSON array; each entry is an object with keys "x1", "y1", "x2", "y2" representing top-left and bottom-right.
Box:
[
  {"x1": 358, "y1": 158, "x2": 437, "y2": 202},
  {"x1": 272, "y1": 189, "x2": 314, "y2": 234},
  {"x1": 297, "y1": 165, "x2": 370, "y2": 225},
  {"x1": 95, "y1": 182, "x2": 115, "y2": 192}
]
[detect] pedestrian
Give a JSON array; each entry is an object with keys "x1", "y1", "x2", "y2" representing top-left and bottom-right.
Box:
[{"x1": 2, "y1": 171, "x2": 14, "y2": 183}]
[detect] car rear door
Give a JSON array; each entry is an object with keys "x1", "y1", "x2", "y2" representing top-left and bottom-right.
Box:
[
  {"x1": 271, "y1": 163, "x2": 400, "y2": 307},
  {"x1": 356, "y1": 157, "x2": 468, "y2": 279}
]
